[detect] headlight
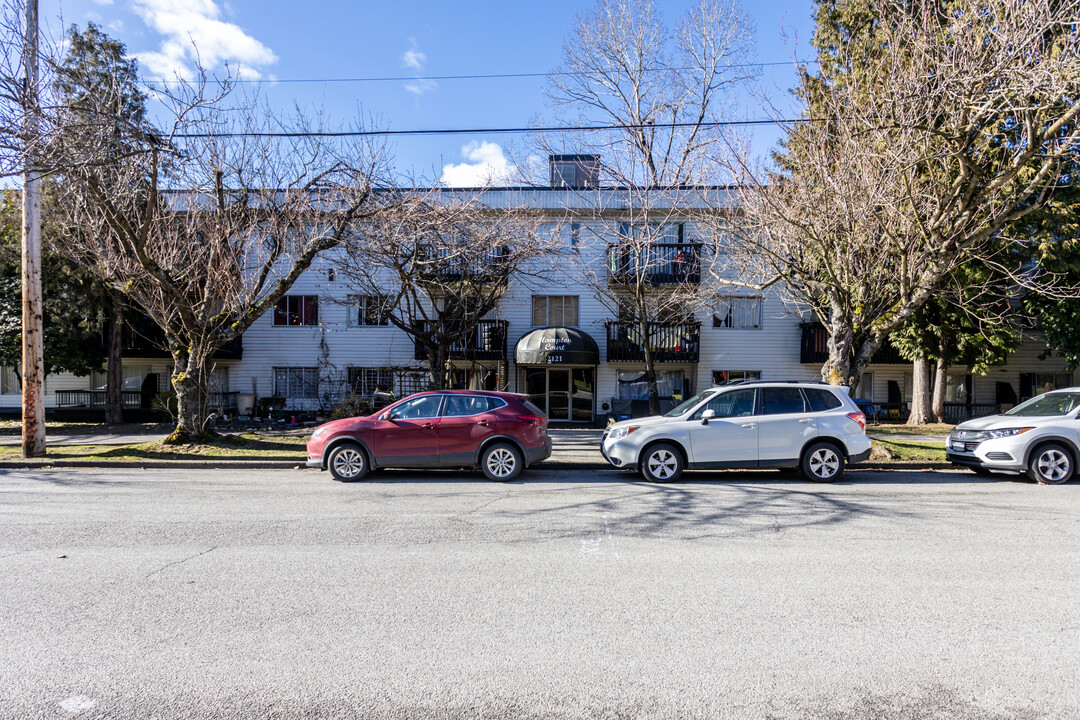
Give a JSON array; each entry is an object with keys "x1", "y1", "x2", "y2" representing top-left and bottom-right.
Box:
[
  {"x1": 608, "y1": 425, "x2": 640, "y2": 440},
  {"x1": 985, "y1": 427, "x2": 1033, "y2": 439},
  {"x1": 311, "y1": 426, "x2": 327, "y2": 439}
]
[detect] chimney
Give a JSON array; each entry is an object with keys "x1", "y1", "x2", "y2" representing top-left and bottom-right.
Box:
[{"x1": 549, "y1": 154, "x2": 600, "y2": 189}]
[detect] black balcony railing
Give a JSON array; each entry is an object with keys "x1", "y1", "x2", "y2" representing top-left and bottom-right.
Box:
[
  {"x1": 117, "y1": 315, "x2": 242, "y2": 360},
  {"x1": 605, "y1": 321, "x2": 700, "y2": 363},
  {"x1": 414, "y1": 319, "x2": 509, "y2": 362},
  {"x1": 55, "y1": 390, "x2": 143, "y2": 408},
  {"x1": 416, "y1": 245, "x2": 510, "y2": 281},
  {"x1": 799, "y1": 323, "x2": 906, "y2": 365},
  {"x1": 607, "y1": 243, "x2": 702, "y2": 285}
]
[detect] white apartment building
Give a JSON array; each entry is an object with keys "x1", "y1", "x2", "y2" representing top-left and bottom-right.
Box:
[{"x1": 1, "y1": 155, "x2": 1073, "y2": 424}]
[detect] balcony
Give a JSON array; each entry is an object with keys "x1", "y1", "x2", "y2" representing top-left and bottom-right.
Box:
[
  {"x1": 118, "y1": 315, "x2": 243, "y2": 360},
  {"x1": 414, "y1": 319, "x2": 509, "y2": 362},
  {"x1": 605, "y1": 321, "x2": 700, "y2": 363},
  {"x1": 416, "y1": 245, "x2": 510, "y2": 281},
  {"x1": 799, "y1": 323, "x2": 906, "y2": 365},
  {"x1": 607, "y1": 243, "x2": 702, "y2": 286}
]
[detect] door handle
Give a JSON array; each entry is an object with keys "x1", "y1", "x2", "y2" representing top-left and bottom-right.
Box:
[
  {"x1": 477, "y1": 420, "x2": 490, "y2": 426},
  {"x1": 798, "y1": 418, "x2": 815, "y2": 424},
  {"x1": 740, "y1": 423, "x2": 757, "y2": 429},
  {"x1": 421, "y1": 423, "x2": 434, "y2": 429}
]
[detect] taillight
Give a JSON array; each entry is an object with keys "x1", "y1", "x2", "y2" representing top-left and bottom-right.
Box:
[
  {"x1": 517, "y1": 415, "x2": 544, "y2": 427},
  {"x1": 847, "y1": 411, "x2": 866, "y2": 430}
]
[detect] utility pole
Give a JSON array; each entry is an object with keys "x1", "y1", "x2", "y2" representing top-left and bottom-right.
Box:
[{"x1": 21, "y1": 0, "x2": 45, "y2": 457}]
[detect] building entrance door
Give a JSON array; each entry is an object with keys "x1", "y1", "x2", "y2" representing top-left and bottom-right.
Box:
[{"x1": 521, "y1": 367, "x2": 594, "y2": 422}]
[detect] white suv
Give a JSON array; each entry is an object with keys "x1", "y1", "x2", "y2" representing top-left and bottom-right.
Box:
[
  {"x1": 947, "y1": 388, "x2": 1080, "y2": 484},
  {"x1": 601, "y1": 382, "x2": 872, "y2": 483}
]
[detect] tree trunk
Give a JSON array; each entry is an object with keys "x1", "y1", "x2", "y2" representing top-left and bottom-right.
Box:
[
  {"x1": 821, "y1": 319, "x2": 882, "y2": 390},
  {"x1": 640, "y1": 318, "x2": 661, "y2": 416},
  {"x1": 104, "y1": 303, "x2": 124, "y2": 425},
  {"x1": 427, "y1": 344, "x2": 447, "y2": 390},
  {"x1": 165, "y1": 349, "x2": 211, "y2": 444},
  {"x1": 931, "y1": 356, "x2": 947, "y2": 424},
  {"x1": 908, "y1": 357, "x2": 933, "y2": 425}
]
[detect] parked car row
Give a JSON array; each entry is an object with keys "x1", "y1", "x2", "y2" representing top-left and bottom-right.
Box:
[{"x1": 305, "y1": 383, "x2": 1080, "y2": 485}]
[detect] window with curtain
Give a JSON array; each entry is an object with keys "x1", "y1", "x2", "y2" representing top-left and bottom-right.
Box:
[
  {"x1": 532, "y1": 296, "x2": 579, "y2": 326},
  {"x1": 713, "y1": 297, "x2": 762, "y2": 329},
  {"x1": 274, "y1": 367, "x2": 318, "y2": 398}
]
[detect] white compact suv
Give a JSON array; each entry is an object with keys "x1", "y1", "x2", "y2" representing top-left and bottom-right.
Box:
[
  {"x1": 946, "y1": 388, "x2": 1080, "y2": 484},
  {"x1": 601, "y1": 381, "x2": 872, "y2": 483}
]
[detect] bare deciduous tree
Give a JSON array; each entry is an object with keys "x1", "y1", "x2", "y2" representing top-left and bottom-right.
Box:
[
  {"x1": 54, "y1": 78, "x2": 390, "y2": 442},
  {"x1": 340, "y1": 188, "x2": 558, "y2": 390},
  {"x1": 727, "y1": 0, "x2": 1080, "y2": 393},
  {"x1": 539, "y1": 0, "x2": 755, "y2": 414}
]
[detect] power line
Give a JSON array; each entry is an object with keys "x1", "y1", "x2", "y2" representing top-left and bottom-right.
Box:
[
  {"x1": 174, "y1": 118, "x2": 808, "y2": 139},
  {"x1": 145, "y1": 60, "x2": 818, "y2": 87}
]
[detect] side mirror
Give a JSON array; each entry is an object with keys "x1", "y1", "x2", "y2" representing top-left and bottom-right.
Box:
[{"x1": 701, "y1": 408, "x2": 715, "y2": 424}]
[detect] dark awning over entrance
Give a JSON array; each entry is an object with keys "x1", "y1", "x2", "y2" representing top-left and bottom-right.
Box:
[{"x1": 514, "y1": 327, "x2": 599, "y2": 365}]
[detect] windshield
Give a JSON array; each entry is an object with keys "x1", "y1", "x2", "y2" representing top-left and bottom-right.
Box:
[
  {"x1": 1005, "y1": 392, "x2": 1080, "y2": 417},
  {"x1": 664, "y1": 391, "x2": 714, "y2": 417}
]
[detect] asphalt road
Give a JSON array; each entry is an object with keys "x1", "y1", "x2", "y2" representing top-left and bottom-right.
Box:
[{"x1": 1, "y1": 466, "x2": 1078, "y2": 719}]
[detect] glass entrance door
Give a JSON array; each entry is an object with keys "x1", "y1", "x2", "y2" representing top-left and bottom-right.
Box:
[
  {"x1": 520, "y1": 367, "x2": 594, "y2": 422},
  {"x1": 548, "y1": 369, "x2": 570, "y2": 421}
]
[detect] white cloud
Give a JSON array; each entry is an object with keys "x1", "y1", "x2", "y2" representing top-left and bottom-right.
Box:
[
  {"x1": 131, "y1": 0, "x2": 277, "y2": 80},
  {"x1": 404, "y1": 78, "x2": 437, "y2": 96},
  {"x1": 440, "y1": 142, "x2": 512, "y2": 187},
  {"x1": 402, "y1": 38, "x2": 425, "y2": 70},
  {"x1": 401, "y1": 37, "x2": 436, "y2": 96}
]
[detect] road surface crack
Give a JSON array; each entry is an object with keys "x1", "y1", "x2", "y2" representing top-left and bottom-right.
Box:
[{"x1": 145, "y1": 546, "x2": 218, "y2": 578}]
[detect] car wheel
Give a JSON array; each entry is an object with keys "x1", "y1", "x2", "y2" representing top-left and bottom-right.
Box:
[
  {"x1": 481, "y1": 443, "x2": 523, "y2": 482},
  {"x1": 1027, "y1": 444, "x2": 1074, "y2": 485},
  {"x1": 801, "y1": 442, "x2": 845, "y2": 482},
  {"x1": 327, "y1": 443, "x2": 369, "y2": 482},
  {"x1": 641, "y1": 443, "x2": 683, "y2": 483}
]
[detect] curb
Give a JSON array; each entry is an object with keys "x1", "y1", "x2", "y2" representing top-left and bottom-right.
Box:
[{"x1": 0, "y1": 459, "x2": 957, "y2": 472}]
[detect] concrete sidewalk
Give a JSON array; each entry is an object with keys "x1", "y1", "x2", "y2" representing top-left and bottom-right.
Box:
[{"x1": 0, "y1": 433, "x2": 169, "y2": 447}]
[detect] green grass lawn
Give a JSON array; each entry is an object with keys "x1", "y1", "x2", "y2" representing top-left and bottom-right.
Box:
[
  {"x1": 866, "y1": 423, "x2": 954, "y2": 437},
  {"x1": 0, "y1": 432, "x2": 307, "y2": 461},
  {"x1": 870, "y1": 438, "x2": 948, "y2": 462}
]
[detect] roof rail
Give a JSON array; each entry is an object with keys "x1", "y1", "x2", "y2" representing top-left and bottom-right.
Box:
[{"x1": 710, "y1": 379, "x2": 834, "y2": 388}]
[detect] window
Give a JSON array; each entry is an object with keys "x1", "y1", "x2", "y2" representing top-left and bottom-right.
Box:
[
  {"x1": 712, "y1": 370, "x2": 760, "y2": 386},
  {"x1": 347, "y1": 367, "x2": 394, "y2": 395},
  {"x1": 943, "y1": 374, "x2": 970, "y2": 404},
  {"x1": 1027, "y1": 372, "x2": 1073, "y2": 398},
  {"x1": 274, "y1": 367, "x2": 318, "y2": 398},
  {"x1": 855, "y1": 373, "x2": 874, "y2": 401},
  {"x1": 569, "y1": 222, "x2": 581, "y2": 252},
  {"x1": 616, "y1": 370, "x2": 684, "y2": 400},
  {"x1": 443, "y1": 395, "x2": 505, "y2": 417},
  {"x1": 713, "y1": 297, "x2": 762, "y2": 329},
  {"x1": 804, "y1": 388, "x2": 843, "y2": 412},
  {"x1": 349, "y1": 295, "x2": 390, "y2": 327},
  {"x1": 761, "y1": 387, "x2": 806, "y2": 415},
  {"x1": 388, "y1": 394, "x2": 443, "y2": 419},
  {"x1": 692, "y1": 388, "x2": 756, "y2": 419},
  {"x1": 0, "y1": 366, "x2": 18, "y2": 394},
  {"x1": 532, "y1": 296, "x2": 579, "y2": 326},
  {"x1": 273, "y1": 295, "x2": 318, "y2": 326}
]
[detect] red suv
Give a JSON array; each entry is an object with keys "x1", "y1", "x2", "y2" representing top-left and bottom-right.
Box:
[{"x1": 306, "y1": 391, "x2": 551, "y2": 482}]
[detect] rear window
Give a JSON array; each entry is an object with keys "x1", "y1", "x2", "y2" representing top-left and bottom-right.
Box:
[
  {"x1": 804, "y1": 388, "x2": 843, "y2": 412},
  {"x1": 521, "y1": 400, "x2": 547, "y2": 417},
  {"x1": 443, "y1": 395, "x2": 506, "y2": 416}
]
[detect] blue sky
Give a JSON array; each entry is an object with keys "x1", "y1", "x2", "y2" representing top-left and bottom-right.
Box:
[{"x1": 39, "y1": 0, "x2": 817, "y2": 183}]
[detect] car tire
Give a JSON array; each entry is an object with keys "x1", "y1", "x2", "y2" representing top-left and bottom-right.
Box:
[
  {"x1": 640, "y1": 443, "x2": 684, "y2": 483},
  {"x1": 1027, "y1": 443, "x2": 1074, "y2": 485},
  {"x1": 481, "y1": 443, "x2": 523, "y2": 482},
  {"x1": 327, "y1": 443, "x2": 370, "y2": 482},
  {"x1": 801, "y1": 442, "x2": 845, "y2": 482}
]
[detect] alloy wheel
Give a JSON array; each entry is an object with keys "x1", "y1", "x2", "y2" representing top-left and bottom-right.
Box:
[
  {"x1": 486, "y1": 447, "x2": 517, "y2": 479},
  {"x1": 332, "y1": 448, "x2": 365, "y2": 479},
  {"x1": 808, "y1": 448, "x2": 840, "y2": 480},
  {"x1": 647, "y1": 449, "x2": 678, "y2": 480},
  {"x1": 1036, "y1": 449, "x2": 1071, "y2": 483}
]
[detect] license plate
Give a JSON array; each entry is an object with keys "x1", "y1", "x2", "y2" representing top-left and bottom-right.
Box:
[{"x1": 951, "y1": 442, "x2": 965, "y2": 452}]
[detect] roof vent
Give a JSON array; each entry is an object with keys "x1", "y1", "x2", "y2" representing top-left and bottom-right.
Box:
[{"x1": 549, "y1": 154, "x2": 600, "y2": 189}]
